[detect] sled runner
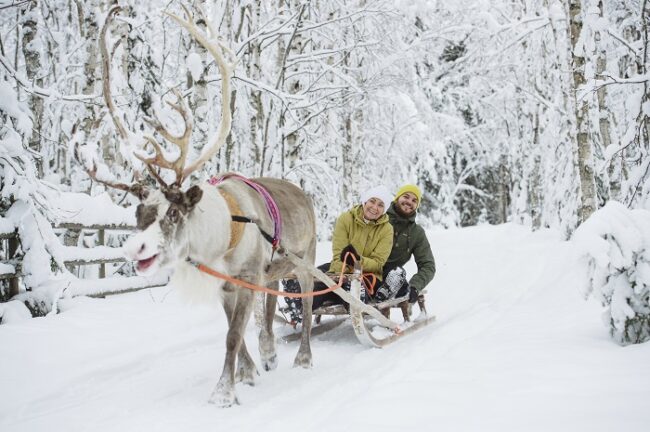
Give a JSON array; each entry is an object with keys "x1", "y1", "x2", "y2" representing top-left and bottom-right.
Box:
[{"x1": 277, "y1": 247, "x2": 435, "y2": 348}]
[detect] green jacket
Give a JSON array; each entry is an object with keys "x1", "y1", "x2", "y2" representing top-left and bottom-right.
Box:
[
  {"x1": 385, "y1": 203, "x2": 436, "y2": 292},
  {"x1": 329, "y1": 205, "x2": 394, "y2": 280}
]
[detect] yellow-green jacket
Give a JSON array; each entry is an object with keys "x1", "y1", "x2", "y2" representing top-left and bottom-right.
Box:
[{"x1": 328, "y1": 205, "x2": 394, "y2": 280}]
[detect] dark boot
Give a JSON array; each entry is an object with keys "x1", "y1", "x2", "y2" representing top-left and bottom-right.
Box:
[{"x1": 417, "y1": 294, "x2": 427, "y2": 315}]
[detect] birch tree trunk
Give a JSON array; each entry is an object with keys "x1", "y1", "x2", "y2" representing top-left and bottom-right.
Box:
[
  {"x1": 497, "y1": 154, "x2": 510, "y2": 225},
  {"x1": 280, "y1": 2, "x2": 307, "y2": 178},
  {"x1": 21, "y1": 0, "x2": 44, "y2": 176},
  {"x1": 188, "y1": 0, "x2": 208, "y2": 178},
  {"x1": 79, "y1": 1, "x2": 102, "y2": 157},
  {"x1": 591, "y1": 0, "x2": 618, "y2": 200},
  {"x1": 530, "y1": 112, "x2": 542, "y2": 229},
  {"x1": 341, "y1": 0, "x2": 365, "y2": 204},
  {"x1": 569, "y1": 0, "x2": 597, "y2": 223},
  {"x1": 342, "y1": 109, "x2": 363, "y2": 204},
  {"x1": 245, "y1": 2, "x2": 266, "y2": 176}
]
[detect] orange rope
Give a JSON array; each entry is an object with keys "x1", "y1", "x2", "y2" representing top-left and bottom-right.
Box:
[
  {"x1": 196, "y1": 263, "x2": 346, "y2": 298},
  {"x1": 195, "y1": 251, "x2": 380, "y2": 298},
  {"x1": 362, "y1": 273, "x2": 377, "y2": 294}
]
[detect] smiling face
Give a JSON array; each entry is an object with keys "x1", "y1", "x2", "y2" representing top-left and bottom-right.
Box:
[
  {"x1": 395, "y1": 191, "x2": 419, "y2": 217},
  {"x1": 123, "y1": 185, "x2": 203, "y2": 275},
  {"x1": 362, "y1": 197, "x2": 385, "y2": 221}
]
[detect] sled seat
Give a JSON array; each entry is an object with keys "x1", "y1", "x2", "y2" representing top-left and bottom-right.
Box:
[{"x1": 282, "y1": 273, "x2": 428, "y2": 324}]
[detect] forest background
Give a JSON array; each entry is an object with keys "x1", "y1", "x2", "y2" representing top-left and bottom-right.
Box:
[{"x1": 1, "y1": 0, "x2": 648, "y2": 235}]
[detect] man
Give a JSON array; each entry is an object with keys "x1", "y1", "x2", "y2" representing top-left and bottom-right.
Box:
[{"x1": 374, "y1": 184, "x2": 436, "y2": 308}]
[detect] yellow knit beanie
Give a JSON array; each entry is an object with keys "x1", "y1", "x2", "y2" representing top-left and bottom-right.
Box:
[{"x1": 394, "y1": 184, "x2": 422, "y2": 208}]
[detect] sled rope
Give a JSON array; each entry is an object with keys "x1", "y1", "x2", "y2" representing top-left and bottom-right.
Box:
[{"x1": 189, "y1": 251, "x2": 364, "y2": 298}]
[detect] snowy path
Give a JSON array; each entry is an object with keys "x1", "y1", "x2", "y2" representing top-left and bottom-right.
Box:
[{"x1": 1, "y1": 224, "x2": 649, "y2": 432}]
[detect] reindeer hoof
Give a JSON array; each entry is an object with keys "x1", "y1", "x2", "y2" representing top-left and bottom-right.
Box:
[
  {"x1": 236, "y1": 367, "x2": 258, "y2": 386},
  {"x1": 209, "y1": 389, "x2": 239, "y2": 408},
  {"x1": 292, "y1": 352, "x2": 312, "y2": 369},
  {"x1": 262, "y1": 354, "x2": 278, "y2": 371}
]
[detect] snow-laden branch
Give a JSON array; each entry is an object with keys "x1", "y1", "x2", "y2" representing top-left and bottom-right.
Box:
[
  {"x1": 0, "y1": 54, "x2": 101, "y2": 102},
  {"x1": 496, "y1": 19, "x2": 551, "y2": 55},
  {"x1": 606, "y1": 29, "x2": 642, "y2": 56},
  {"x1": 591, "y1": 73, "x2": 650, "y2": 90},
  {"x1": 236, "y1": 6, "x2": 388, "y2": 59},
  {"x1": 301, "y1": 56, "x2": 363, "y2": 95},
  {"x1": 231, "y1": 74, "x2": 300, "y2": 102},
  {"x1": 488, "y1": 14, "x2": 550, "y2": 37},
  {"x1": 236, "y1": 12, "x2": 302, "y2": 57},
  {"x1": 295, "y1": 8, "x2": 389, "y2": 34},
  {"x1": 285, "y1": 41, "x2": 381, "y2": 66},
  {"x1": 231, "y1": 74, "x2": 301, "y2": 127},
  {"x1": 0, "y1": 0, "x2": 30, "y2": 11},
  {"x1": 274, "y1": 4, "x2": 307, "y2": 89}
]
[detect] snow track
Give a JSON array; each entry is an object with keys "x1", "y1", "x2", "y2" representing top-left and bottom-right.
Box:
[{"x1": 1, "y1": 224, "x2": 649, "y2": 432}]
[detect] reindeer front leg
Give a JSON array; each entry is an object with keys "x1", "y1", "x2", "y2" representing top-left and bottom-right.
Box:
[
  {"x1": 221, "y1": 291, "x2": 259, "y2": 386},
  {"x1": 211, "y1": 287, "x2": 254, "y2": 407}
]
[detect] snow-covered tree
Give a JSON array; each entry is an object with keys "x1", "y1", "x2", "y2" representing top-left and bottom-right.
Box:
[{"x1": 573, "y1": 201, "x2": 650, "y2": 345}]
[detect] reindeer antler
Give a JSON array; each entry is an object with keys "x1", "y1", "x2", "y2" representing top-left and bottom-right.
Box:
[
  {"x1": 165, "y1": 5, "x2": 236, "y2": 182},
  {"x1": 87, "y1": 5, "x2": 234, "y2": 193},
  {"x1": 137, "y1": 88, "x2": 193, "y2": 186},
  {"x1": 74, "y1": 144, "x2": 148, "y2": 200},
  {"x1": 100, "y1": 6, "x2": 130, "y2": 143}
]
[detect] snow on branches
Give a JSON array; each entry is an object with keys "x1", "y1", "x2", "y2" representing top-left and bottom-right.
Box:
[{"x1": 573, "y1": 201, "x2": 650, "y2": 345}]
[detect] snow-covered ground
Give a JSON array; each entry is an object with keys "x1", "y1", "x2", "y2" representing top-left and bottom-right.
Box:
[{"x1": 1, "y1": 223, "x2": 648, "y2": 432}]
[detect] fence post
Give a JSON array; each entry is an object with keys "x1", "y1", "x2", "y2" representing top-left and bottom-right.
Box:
[
  {"x1": 98, "y1": 228, "x2": 106, "y2": 278},
  {"x1": 63, "y1": 227, "x2": 80, "y2": 275}
]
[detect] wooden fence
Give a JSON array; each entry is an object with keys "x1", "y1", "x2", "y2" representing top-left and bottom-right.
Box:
[
  {"x1": 0, "y1": 224, "x2": 167, "y2": 303},
  {"x1": 0, "y1": 230, "x2": 20, "y2": 299}
]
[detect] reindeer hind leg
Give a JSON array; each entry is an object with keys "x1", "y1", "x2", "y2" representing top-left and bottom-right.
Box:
[
  {"x1": 293, "y1": 270, "x2": 313, "y2": 368},
  {"x1": 259, "y1": 283, "x2": 279, "y2": 371}
]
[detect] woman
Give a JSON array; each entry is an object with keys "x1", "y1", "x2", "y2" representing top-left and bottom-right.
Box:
[
  {"x1": 283, "y1": 185, "x2": 394, "y2": 319},
  {"x1": 312, "y1": 184, "x2": 394, "y2": 309},
  {"x1": 328, "y1": 185, "x2": 394, "y2": 279}
]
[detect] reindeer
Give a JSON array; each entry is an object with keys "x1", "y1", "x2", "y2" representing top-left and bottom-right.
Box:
[{"x1": 83, "y1": 6, "x2": 316, "y2": 407}]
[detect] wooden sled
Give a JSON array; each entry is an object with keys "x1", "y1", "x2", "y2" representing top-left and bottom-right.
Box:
[{"x1": 277, "y1": 247, "x2": 435, "y2": 348}]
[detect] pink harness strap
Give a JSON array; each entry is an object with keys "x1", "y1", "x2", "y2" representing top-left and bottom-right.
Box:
[{"x1": 208, "y1": 173, "x2": 282, "y2": 248}]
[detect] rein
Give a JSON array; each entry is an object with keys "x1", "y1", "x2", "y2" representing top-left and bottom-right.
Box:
[
  {"x1": 188, "y1": 252, "x2": 377, "y2": 298},
  {"x1": 187, "y1": 258, "x2": 345, "y2": 298}
]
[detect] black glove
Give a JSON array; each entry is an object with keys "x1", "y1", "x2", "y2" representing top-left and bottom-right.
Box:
[
  {"x1": 408, "y1": 285, "x2": 419, "y2": 304},
  {"x1": 340, "y1": 244, "x2": 360, "y2": 267}
]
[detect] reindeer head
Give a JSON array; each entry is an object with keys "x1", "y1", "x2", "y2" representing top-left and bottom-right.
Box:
[
  {"x1": 78, "y1": 6, "x2": 235, "y2": 275},
  {"x1": 123, "y1": 185, "x2": 203, "y2": 274}
]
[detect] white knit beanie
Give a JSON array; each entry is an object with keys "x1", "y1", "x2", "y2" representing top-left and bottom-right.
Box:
[{"x1": 360, "y1": 185, "x2": 392, "y2": 214}]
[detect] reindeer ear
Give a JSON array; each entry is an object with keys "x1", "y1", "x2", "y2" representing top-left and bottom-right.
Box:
[{"x1": 185, "y1": 185, "x2": 203, "y2": 211}]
